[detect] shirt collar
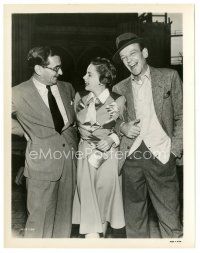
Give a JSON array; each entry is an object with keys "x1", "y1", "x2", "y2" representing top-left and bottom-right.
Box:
[
  {"x1": 143, "y1": 65, "x2": 150, "y2": 80},
  {"x1": 98, "y1": 88, "x2": 110, "y2": 104},
  {"x1": 32, "y1": 77, "x2": 47, "y2": 91},
  {"x1": 86, "y1": 88, "x2": 110, "y2": 104},
  {"x1": 131, "y1": 65, "x2": 150, "y2": 84},
  {"x1": 32, "y1": 77, "x2": 58, "y2": 92}
]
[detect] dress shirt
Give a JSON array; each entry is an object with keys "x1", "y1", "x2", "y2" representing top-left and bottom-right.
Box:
[
  {"x1": 128, "y1": 66, "x2": 171, "y2": 164},
  {"x1": 32, "y1": 77, "x2": 68, "y2": 125}
]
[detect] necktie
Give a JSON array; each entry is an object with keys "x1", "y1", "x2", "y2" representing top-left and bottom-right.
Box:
[
  {"x1": 94, "y1": 97, "x2": 102, "y2": 110},
  {"x1": 46, "y1": 85, "x2": 64, "y2": 134}
]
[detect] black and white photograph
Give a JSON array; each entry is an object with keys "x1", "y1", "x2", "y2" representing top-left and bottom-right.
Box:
[{"x1": 3, "y1": 3, "x2": 195, "y2": 248}]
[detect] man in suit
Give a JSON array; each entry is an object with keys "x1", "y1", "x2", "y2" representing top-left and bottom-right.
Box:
[
  {"x1": 12, "y1": 46, "x2": 78, "y2": 238},
  {"x1": 112, "y1": 33, "x2": 183, "y2": 238}
]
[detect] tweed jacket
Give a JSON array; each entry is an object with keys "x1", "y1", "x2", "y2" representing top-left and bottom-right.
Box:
[
  {"x1": 12, "y1": 78, "x2": 78, "y2": 181},
  {"x1": 113, "y1": 66, "x2": 183, "y2": 171}
]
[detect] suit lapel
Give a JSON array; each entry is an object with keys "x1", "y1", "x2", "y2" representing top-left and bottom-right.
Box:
[
  {"x1": 124, "y1": 77, "x2": 136, "y2": 121},
  {"x1": 25, "y1": 79, "x2": 54, "y2": 127},
  {"x1": 150, "y1": 66, "x2": 165, "y2": 121}
]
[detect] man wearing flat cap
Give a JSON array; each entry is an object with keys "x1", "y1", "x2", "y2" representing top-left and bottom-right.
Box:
[{"x1": 113, "y1": 33, "x2": 183, "y2": 238}]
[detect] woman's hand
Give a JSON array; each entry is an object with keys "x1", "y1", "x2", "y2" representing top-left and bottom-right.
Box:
[{"x1": 96, "y1": 137, "x2": 114, "y2": 152}]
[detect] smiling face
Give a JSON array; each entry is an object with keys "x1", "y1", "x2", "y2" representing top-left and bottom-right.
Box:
[
  {"x1": 37, "y1": 55, "x2": 63, "y2": 86},
  {"x1": 83, "y1": 64, "x2": 103, "y2": 93},
  {"x1": 119, "y1": 43, "x2": 148, "y2": 78}
]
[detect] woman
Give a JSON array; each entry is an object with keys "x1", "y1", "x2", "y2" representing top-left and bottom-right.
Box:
[{"x1": 72, "y1": 57, "x2": 125, "y2": 238}]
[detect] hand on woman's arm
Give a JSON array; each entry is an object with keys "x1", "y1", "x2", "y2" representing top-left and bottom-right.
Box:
[{"x1": 96, "y1": 137, "x2": 114, "y2": 152}]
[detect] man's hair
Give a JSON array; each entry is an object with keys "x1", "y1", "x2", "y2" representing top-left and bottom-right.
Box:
[
  {"x1": 90, "y1": 57, "x2": 116, "y2": 88},
  {"x1": 27, "y1": 46, "x2": 60, "y2": 70}
]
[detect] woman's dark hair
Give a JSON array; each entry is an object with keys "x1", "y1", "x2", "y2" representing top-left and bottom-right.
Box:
[
  {"x1": 90, "y1": 57, "x2": 116, "y2": 87},
  {"x1": 27, "y1": 46, "x2": 60, "y2": 70}
]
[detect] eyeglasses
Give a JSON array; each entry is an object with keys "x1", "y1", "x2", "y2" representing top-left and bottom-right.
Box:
[{"x1": 43, "y1": 65, "x2": 62, "y2": 73}]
